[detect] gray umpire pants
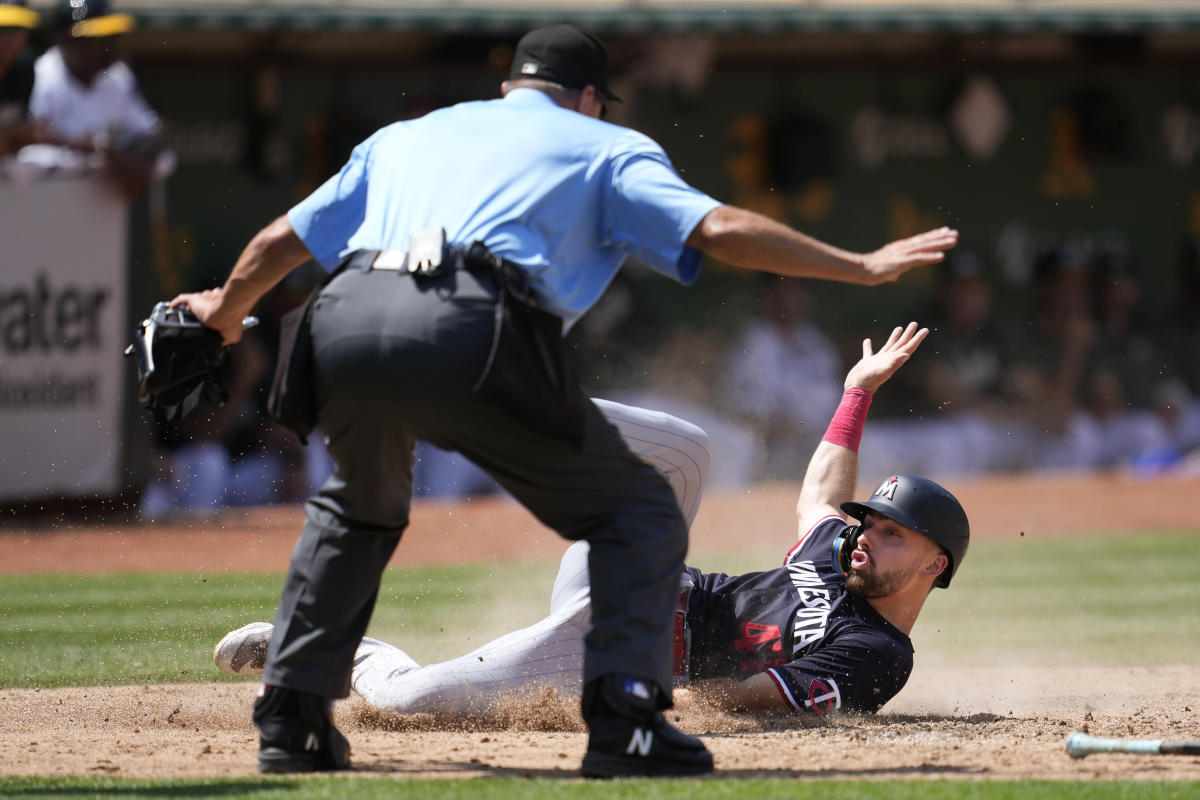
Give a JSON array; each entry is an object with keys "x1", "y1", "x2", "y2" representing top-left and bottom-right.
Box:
[{"x1": 261, "y1": 263, "x2": 688, "y2": 701}]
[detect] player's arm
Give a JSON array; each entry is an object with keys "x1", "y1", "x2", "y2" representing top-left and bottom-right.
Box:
[
  {"x1": 170, "y1": 215, "x2": 313, "y2": 345},
  {"x1": 680, "y1": 673, "x2": 792, "y2": 713},
  {"x1": 686, "y1": 205, "x2": 957, "y2": 286},
  {"x1": 683, "y1": 634, "x2": 912, "y2": 716},
  {"x1": 796, "y1": 323, "x2": 929, "y2": 536}
]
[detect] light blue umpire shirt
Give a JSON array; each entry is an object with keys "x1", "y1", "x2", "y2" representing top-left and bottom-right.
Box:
[{"x1": 287, "y1": 88, "x2": 722, "y2": 330}]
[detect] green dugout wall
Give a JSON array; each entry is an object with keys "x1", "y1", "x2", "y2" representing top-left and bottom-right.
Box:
[
  {"x1": 30, "y1": 9, "x2": 1195, "y2": 497},
  {"x1": 125, "y1": 28, "x2": 1200, "y2": 329}
]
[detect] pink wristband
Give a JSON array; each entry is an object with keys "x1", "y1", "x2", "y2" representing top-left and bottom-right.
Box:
[{"x1": 822, "y1": 388, "x2": 873, "y2": 453}]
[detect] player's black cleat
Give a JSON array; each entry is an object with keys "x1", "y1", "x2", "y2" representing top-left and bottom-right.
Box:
[
  {"x1": 252, "y1": 685, "x2": 351, "y2": 773},
  {"x1": 580, "y1": 674, "x2": 714, "y2": 778}
]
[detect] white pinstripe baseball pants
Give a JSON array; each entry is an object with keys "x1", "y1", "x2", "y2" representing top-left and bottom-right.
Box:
[{"x1": 349, "y1": 398, "x2": 711, "y2": 716}]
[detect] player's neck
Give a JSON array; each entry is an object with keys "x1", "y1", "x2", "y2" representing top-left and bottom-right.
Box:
[{"x1": 865, "y1": 589, "x2": 927, "y2": 636}]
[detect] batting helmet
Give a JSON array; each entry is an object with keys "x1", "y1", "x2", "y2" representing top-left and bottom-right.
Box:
[{"x1": 837, "y1": 474, "x2": 970, "y2": 589}]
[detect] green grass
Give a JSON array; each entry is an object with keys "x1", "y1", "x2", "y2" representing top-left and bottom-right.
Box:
[
  {"x1": 0, "y1": 563, "x2": 559, "y2": 688},
  {"x1": 1, "y1": 531, "x2": 1198, "y2": 688},
  {"x1": 2, "y1": 530, "x2": 1198, "y2": 797},
  {"x1": 909, "y1": 529, "x2": 1200, "y2": 666},
  {"x1": 2, "y1": 777, "x2": 1198, "y2": 800}
]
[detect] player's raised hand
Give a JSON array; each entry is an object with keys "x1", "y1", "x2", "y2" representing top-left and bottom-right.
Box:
[
  {"x1": 860, "y1": 227, "x2": 958, "y2": 285},
  {"x1": 844, "y1": 322, "x2": 929, "y2": 392}
]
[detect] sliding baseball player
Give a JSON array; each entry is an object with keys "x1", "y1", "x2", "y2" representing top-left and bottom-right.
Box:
[{"x1": 217, "y1": 322, "x2": 969, "y2": 719}]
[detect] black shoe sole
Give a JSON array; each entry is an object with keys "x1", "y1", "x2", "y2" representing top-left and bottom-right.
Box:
[
  {"x1": 581, "y1": 751, "x2": 714, "y2": 778},
  {"x1": 258, "y1": 728, "x2": 351, "y2": 774},
  {"x1": 259, "y1": 747, "x2": 322, "y2": 773}
]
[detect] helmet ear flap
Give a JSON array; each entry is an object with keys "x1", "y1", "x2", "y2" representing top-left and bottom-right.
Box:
[{"x1": 831, "y1": 524, "x2": 863, "y2": 577}]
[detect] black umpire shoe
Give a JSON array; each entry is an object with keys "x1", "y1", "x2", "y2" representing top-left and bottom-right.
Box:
[
  {"x1": 252, "y1": 685, "x2": 351, "y2": 773},
  {"x1": 580, "y1": 675, "x2": 714, "y2": 778}
]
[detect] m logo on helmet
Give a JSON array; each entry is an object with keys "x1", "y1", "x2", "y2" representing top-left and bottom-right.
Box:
[{"x1": 873, "y1": 476, "x2": 900, "y2": 501}]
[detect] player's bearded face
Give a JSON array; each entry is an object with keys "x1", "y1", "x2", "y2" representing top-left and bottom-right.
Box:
[
  {"x1": 844, "y1": 513, "x2": 931, "y2": 598},
  {"x1": 845, "y1": 556, "x2": 923, "y2": 598}
]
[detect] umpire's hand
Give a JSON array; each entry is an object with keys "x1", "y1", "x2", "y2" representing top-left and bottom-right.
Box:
[
  {"x1": 861, "y1": 227, "x2": 960, "y2": 285},
  {"x1": 170, "y1": 288, "x2": 250, "y2": 345}
]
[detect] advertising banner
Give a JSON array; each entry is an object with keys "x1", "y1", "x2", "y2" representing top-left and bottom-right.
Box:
[{"x1": 0, "y1": 177, "x2": 128, "y2": 501}]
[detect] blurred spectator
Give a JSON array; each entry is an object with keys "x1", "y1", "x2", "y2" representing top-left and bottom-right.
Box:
[
  {"x1": 140, "y1": 271, "x2": 339, "y2": 519},
  {"x1": 565, "y1": 272, "x2": 654, "y2": 396},
  {"x1": 1179, "y1": 236, "x2": 1200, "y2": 398},
  {"x1": 1126, "y1": 379, "x2": 1200, "y2": 476},
  {"x1": 617, "y1": 329, "x2": 763, "y2": 490},
  {"x1": 22, "y1": 0, "x2": 171, "y2": 197},
  {"x1": 857, "y1": 252, "x2": 1021, "y2": 479},
  {"x1": 1055, "y1": 243, "x2": 1176, "y2": 470},
  {"x1": 1087, "y1": 244, "x2": 1167, "y2": 410},
  {"x1": 0, "y1": 0, "x2": 43, "y2": 157},
  {"x1": 721, "y1": 275, "x2": 840, "y2": 480},
  {"x1": 411, "y1": 441, "x2": 502, "y2": 500},
  {"x1": 1074, "y1": 367, "x2": 1170, "y2": 470},
  {"x1": 139, "y1": 329, "x2": 332, "y2": 521},
  {"x1": 917, "y1": 252, "x2": 1010, "y2": 416},
  {"x1": 1001, "y1": 245, "x2": 1098, "y2": 471}
]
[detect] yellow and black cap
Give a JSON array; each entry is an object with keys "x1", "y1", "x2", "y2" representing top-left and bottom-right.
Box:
[
  {"x1": 50, "y1": 0, "x2": 135, "y2": 38},
  {"x1": 0, "y1": 1, "x2": 39, "y2": 30},
  {"x1": 509, "y1": 24, "x2": 620, "y2": 102}
]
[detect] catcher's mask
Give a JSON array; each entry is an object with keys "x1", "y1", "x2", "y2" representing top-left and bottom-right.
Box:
[
  {"x1": 833, "y1": 474, "x2": 970, "y2": 589},
  {"x1": 124, "y1": 302, "x2": 256, "y2": 423}
]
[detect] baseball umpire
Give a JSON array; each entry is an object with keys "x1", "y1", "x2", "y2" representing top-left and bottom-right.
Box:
[
  {"x1": 216, "y1": 323, "x2": 969, "y2": 721},
  {"x1": 173, "y1": 25, "x2": 958, "y2": 777}
]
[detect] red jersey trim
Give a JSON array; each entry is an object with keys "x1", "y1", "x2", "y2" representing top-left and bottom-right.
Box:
[
  {"x1": 765, "y1": 667, "x2": 801, "y2": 712},
  {"x1": 784, "y1": 513, "x2": 843, "y2": 565}
]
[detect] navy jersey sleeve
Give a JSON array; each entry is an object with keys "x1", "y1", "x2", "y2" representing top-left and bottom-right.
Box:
[
  {"x1": 784, "y1": 514, "x2": 846, "y2": 567},
  {"x1": 764, "y1": 627, "x2": 913, "y2": 716}
]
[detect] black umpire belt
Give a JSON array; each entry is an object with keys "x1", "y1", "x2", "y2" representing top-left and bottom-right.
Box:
[
  {"x1": 330, "y1": 238, "x2": 587, "y2": 450},
  {"x1": 342, "y1": 240, "x2": 541, "y2": 308}
]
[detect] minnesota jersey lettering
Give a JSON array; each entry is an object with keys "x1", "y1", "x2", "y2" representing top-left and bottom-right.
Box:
[
  {"x1": 788, "y1": 560, "x2": 833, "y2": 647},
  {"x1": 685, "y1": 517, "x2": 915, "y2": 715}
]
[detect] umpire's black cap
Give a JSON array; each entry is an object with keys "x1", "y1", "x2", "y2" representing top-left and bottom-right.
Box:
[
  {"x1": 48, "y1": 0, "x2": 135, "y2": 37},
  {"x1": 0, "y1": 0, "x2": 38, "y2": 30},
  {"x1": 509, "y1": 24, "x2": 621, "y2": 102}
]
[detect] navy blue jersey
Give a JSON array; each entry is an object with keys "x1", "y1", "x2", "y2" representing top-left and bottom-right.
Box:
[{"x1": 683, "y1": 515, "x2": 914, "y2": 716}]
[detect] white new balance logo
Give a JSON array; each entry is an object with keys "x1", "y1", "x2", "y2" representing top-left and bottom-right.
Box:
[
  {"x1": 626, "y1": 727, "x2": 653, "y2": 756},
  {"x1": 305, "y1": 732, "x2": 320, "y2": 751}
]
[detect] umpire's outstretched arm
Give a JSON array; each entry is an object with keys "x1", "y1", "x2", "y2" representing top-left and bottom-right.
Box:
[{"x1": 687, "y1": 205, "x2": 957, "y2": 286}]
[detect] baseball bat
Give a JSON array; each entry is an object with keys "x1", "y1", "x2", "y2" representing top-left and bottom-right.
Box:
[{"x1": 1066, "y1": 732, "x2": 1200, "y2": 758}]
